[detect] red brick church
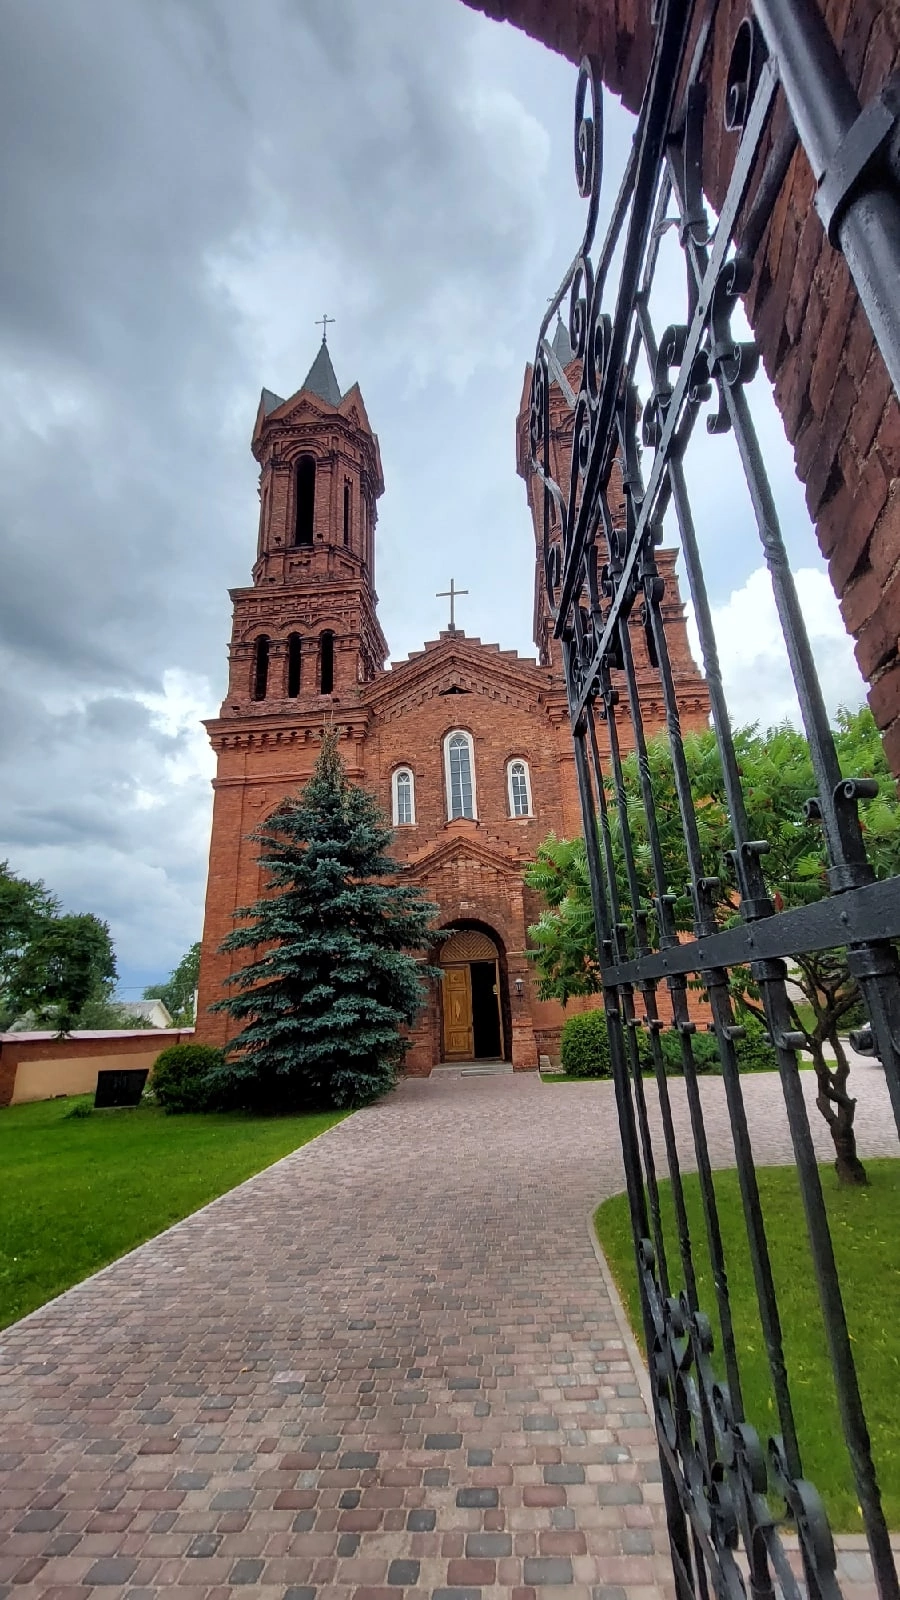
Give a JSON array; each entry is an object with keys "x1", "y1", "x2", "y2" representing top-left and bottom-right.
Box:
[{"x1": 195, "y1": 330, "x2": 708, "y2": 1071}]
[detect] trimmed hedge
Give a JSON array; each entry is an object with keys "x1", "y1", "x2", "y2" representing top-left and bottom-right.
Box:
[
  {"x1": 559, "y1": 1010, "x2": 777, "y2": 1080},
  {"x1": 151, "y1": 1043, "x2": 226, "y2": 1114}
]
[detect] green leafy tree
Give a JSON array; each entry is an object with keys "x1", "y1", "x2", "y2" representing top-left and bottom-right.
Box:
[
  {"x1": 0, "y1": 862, "x2": 60, "y2": 1027},
  {"x1": 525, "y1": 708, "x2": 900, "y2": 1185},
  {"x1": 212, "y1": 733, "x2": 440, "y2": 1110},
  {"x1": 526, "y1": 835, "x2": 599, "y2": 1004},
  {"x1": 9, "y1": 913, "x2": 118, "y2": 1035},
  {"x1": 144, "y1": 941, "x2": 200, "y2": 1024}
]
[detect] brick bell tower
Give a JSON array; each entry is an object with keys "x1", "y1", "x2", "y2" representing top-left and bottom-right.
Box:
[{"x1": 195, "y1": 335, "x2": 388, "y2": 1042}]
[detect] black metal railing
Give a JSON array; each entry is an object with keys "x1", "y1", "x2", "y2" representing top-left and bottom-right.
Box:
[{"x1": 529, "y1": 5, "x2": 900, "y2": 1598}]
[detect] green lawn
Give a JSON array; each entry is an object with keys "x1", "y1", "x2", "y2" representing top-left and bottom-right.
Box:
[
  {"x1": 595, "y1": 1160, "x2": 900, "y2": 1531},
  {"x1": 0, "y1": 1096, "x2": 347, "y2": 1329}
]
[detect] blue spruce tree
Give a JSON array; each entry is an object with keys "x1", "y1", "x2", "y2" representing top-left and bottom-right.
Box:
[{"x1": 212, "y1": 731, "x2": 439, "y2": 1108}]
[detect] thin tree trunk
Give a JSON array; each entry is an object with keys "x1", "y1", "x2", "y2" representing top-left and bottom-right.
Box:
[{"x1": 810, "y1": 1032, "x2": 867, "y2": 1186}]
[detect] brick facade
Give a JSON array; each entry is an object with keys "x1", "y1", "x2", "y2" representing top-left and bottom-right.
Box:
[
  {"x1": 195, "y1": 340, "x2": 709, "y2": 1071},
  {"x1": 465, "y1": 0, "x2": 900, "y2": 773}
]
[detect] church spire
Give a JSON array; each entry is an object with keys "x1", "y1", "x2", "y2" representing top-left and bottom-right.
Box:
[{"x1": 301, "y1": 324, "x2": 342, "y2": 407}]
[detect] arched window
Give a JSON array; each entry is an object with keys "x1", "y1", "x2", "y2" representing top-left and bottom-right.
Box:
[
  {"x1": 392, "y1": 767, "x2": 415, "y2": 826},
  {"x1": 507, "y1": 758, "x2": 532, "y2": 817},
  {"x1": 294, "y1": 455, "x2": 315, "y2": 546},
  {"x1": 444, "y1": 730, "x2": 476, "y2": 820},
  {"x1": 252, "y1": 635, "x2": 269, "y2": 702},
  {"x1": 319, "y1": 630, "x2": 334, "y2": 694},
  {"x1": 287, "y1": 632, "x2": 302, "y2": 698},
  {"x1": 343, "y1": 478, "x2": 352, "y2": 546}
]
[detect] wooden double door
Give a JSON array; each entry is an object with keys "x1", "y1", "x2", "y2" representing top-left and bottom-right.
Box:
[{"x1": 441, "y1": 960, "x2": 503, "y2": 1060}]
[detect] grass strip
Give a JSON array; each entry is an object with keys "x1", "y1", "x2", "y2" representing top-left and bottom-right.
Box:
[{"x1": 595, "y1": 1159, "x2": 900, "y2": 1532}]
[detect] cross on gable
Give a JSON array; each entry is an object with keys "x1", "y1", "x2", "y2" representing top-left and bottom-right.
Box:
[{"x1": 436, "y1": 578, "x2": 469, "y2": 632}]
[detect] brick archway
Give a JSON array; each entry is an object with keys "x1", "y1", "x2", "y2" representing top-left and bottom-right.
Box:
[
  {"x1": 464, "y1": 0, "x2": 900, "y2": 771},
  {"x1": 436, "y1": 918, "x2": 513, "y2": 1064}
]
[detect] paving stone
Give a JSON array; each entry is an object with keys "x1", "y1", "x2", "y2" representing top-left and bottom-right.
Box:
[
  {"x1": 622, "y1": 1529, "x2": 654, "y2": 1554},
  {"x1": 229, "y1": 1557, "x2": 265, "y2": 1583},
  {"x1": 388, "y1": 1558, "x2": 421, "y2": 1583},
  {"x1": 84, "y1": 1557, "x2": 139, "y2": 1584},
  {"x1": 596, "y1": 1484, "x2": 642, "y2": 1505},
  {"x1": 525, "y1": 1556, "x2": 574, "y2": 1584},
  {"x1": 14, "y1": 1509, "x2": 64, "y2": 1532},
  {"x1": 339, "y1": 1450, "x2": 379, "y2": 1469},
  {"x1": 186, "y1": 1533, "x2": 222, "y2": 1557},
  {"x1": 457, "y1": 1487, "x2": 499, "y2": 1508},
  {"x1": 544, "y1": 1465, "x2": 585, "y2": 1485},
  {"x1": 173, "y1": 1471, "x2": 210, "y2": 1490},
  {"x1": 1, "y1": 1070, "x2": 890, "y2": 1600},
  {"x1": 407, "y1": 1509, "x2": 437, "y2": 1531},
  {"x1": 466, "y1": 1533, "x2": 512, "y2": 1557},
  {"x1": 210, "y1": 1487, "x2": 254, "y2": 1509},
  {"x1": 44, "y1": 1533, "x2": 83, "y2": 1556}
]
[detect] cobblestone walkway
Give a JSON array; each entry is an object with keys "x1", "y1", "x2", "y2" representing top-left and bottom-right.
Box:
[{"x1": 1, "y1": 1062, "x2": 897, "y2": 1600}]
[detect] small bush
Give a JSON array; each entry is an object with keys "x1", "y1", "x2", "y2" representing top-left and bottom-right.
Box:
[
  {"x1": 151, "y1": 1043, "x2": 225, "y2": 1114},
  {"x1": 559, "y1": 1010, "x2": 778, "y2": 1081},
  {"x1": 735, "y1": 1015, "x2": 778, "y2": 1072},
  {"x1": 645, "y1": 1016, "x2": 776, "y2": 1075},
  {"x1": 63, "y1": 1100, "x2": 93, "y2": 1120},
  {"x1": 646, "y1": 1029, "x2": 720, "y2": 1075},
  {"x1": 560, "y1": 1010, "x2": 612, "y2": 1078}
]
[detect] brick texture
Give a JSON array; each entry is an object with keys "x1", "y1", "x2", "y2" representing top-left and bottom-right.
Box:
[
  {"x1": 465, "y1": 0, "x2": 900, "y2": 771},
  {"x1": 196, "y1": 353, "x2": 709, "y2": 1068}
]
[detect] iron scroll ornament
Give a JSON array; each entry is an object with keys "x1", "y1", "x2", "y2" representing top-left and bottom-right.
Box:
[{"x1": 529, "y1": 19, "x2": 900, "y2": 1600}]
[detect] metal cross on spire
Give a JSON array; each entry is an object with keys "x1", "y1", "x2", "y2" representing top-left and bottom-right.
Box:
[
  {"x1": 315, "y1": 312, "x2": 334, "y2": 343},
  {"x1": 436, "y1": 578, "x2": 468, "y2": 633}
]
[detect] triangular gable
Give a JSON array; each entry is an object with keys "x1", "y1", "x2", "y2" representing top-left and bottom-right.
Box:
[
  {"x1": 402, "y1": 833, "x2": 521, "y2": 882},
  {"x1": 365, "y1": 633, "x2": 547, "y2": 722}
]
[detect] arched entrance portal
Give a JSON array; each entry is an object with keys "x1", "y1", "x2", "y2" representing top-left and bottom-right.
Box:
[{"x1": 439, "y1": 926, "x2": 505, "y2": 1062}]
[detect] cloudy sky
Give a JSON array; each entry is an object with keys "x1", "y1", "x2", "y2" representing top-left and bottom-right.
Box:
[{"x1": 0, "y1": 0, "x2": 864, "y2": 997}]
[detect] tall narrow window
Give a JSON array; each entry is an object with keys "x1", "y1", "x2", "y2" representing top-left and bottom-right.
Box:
[
  {"x1": 252, "y1": 635, "x2": 269, "y2": 701},
  {"x1": 287, "y1": 632, "x2": 302, "y2": 698},
  {"x1": 444, "y1": 730, "x2": 476, "y2": 820},
  {"x1": 508, "y1": 758, "x2": 532, "y2": 817},
  {"x1": 319, "y1": 630, "x2": 334, "y2": 694},
  {"x1": 294, "y1": 455, "x2": 315, "y2": 546},
  {"x1": 258, "y1": 483, "x2": 269, "y2": 559},
  {"x1": 343, "y1": 478, "x2": 351, "y2": 546},
  {"x1": 392, "y1": 767, "x2": 415, "y2": 826}
]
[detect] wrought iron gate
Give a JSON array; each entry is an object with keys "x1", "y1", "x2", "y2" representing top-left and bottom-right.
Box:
[{"x1": 528, "y1": 5, "x2": 900, "y2": 1598}]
